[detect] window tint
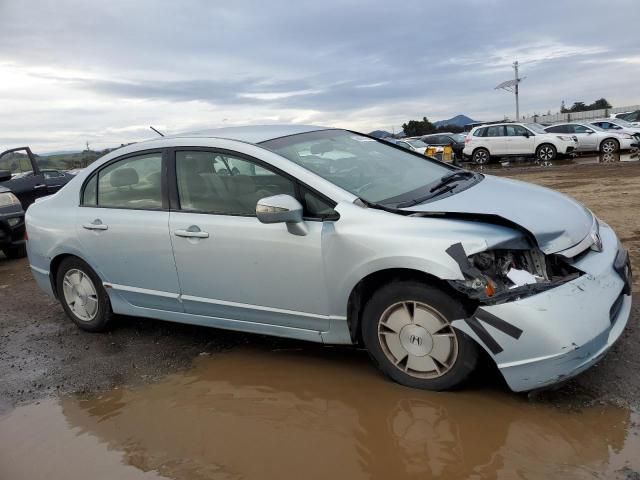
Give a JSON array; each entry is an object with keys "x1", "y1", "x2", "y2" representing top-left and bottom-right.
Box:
[
  {"x1": 83, "y1": 174, "x2": 97, "y2": 206},
  {"x1": 96, "y1": 153, "x2": 162, "y2": 209},
  {"x1": 505, "y1": 125, "x2": 529, "y2": 136},
  {"x1": 473, "y1": 128, "x2": 485, "y2": 137},
  {"x1": 545, "y1": 125, "x2": 564, "y2": 134},
  {"x1": 176, "y1": 151, "x2": 296, "y2": 216},
  {"x1": 573, "y1": 125, "x2": 592, "y2": 134},
  {"x1": 485, "y1": 125, "x2": 504, "y2": 137}
]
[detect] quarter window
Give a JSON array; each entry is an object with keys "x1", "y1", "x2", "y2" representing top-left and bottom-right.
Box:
[
  {"x1": 82, "y1": 153, "x2": 163, "y2": 209},
  {"x1": 175, "y1": 151, "x2": 296, "y2": 216}
]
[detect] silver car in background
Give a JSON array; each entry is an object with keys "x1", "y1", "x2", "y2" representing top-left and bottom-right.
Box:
[
  {"x1": 26, "y1": 125, "x2": 633, "y2": 392},
  {"x1": 544, "y1": 122, "x2": 637, "y2": 153}
]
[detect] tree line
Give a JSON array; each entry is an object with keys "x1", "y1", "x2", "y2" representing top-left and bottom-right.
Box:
[
  {"x1": 560, "y1": 98, "x2": 611, "y2": 114},
  {"x1": 401, "y1": 117, "x2": 465, "y2": 137}
]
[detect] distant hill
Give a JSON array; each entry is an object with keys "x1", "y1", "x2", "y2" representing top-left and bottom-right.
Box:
[
  {"x1": 433, "y1": 115, "x2": 478, "y2": 128},
  {"x1": 40, "y1": 150, "x2": 82, "y2": 156},
  {"x1": 368, "y1": 130, "x2": 393, "y2": 138}
]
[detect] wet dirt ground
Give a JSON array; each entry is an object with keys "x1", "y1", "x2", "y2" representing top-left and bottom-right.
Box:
[{"x1": 1, "y1": 155, "x2": 640, "y2": 479}]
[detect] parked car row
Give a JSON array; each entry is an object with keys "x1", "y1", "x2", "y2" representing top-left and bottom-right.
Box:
[
  {"x1": 0, "y1": 146, "x2": 77, "y2": 258},
  {"x1": 461, "y1": 120, "x2": 640, "y2": 164}
]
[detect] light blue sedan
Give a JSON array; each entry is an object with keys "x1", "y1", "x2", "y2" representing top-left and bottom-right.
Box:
[{"x1": 26, "y1": 125, "x2": 632, "y2": 392}]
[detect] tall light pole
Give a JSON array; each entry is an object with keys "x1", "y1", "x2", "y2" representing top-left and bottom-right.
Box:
[{"x1": 495, "y1": 60, "x2": 525, "y2": 121}]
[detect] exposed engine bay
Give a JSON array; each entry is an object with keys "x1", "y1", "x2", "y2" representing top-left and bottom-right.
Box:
[{"x1": 448, "y1": 244, "x2": 582, "y2": 304}]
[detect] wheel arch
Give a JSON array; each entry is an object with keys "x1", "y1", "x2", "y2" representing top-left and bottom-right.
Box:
[
  {"x1": 345, "y1": 268, "x2": 476, "y2": 344},
  {"x1": 49, "y1": 252, "x2": 102, "y2": 299}
]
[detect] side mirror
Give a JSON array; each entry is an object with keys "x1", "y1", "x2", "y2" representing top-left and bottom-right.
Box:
[
  {"x1": 522, "y1": 131, "x2": 530, "y2": 138},
  {"x1": 256, "y1": 194, "x2": 308, "y2": 236},
  {"x1": 586, "y1": 130, "x2": 594, "y2": 134},
  {"x1": 0, "y1": 170, "x2": 11, "y2": 182}
]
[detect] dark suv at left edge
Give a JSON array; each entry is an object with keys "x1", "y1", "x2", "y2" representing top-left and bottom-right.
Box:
[
  {"x1": 0, "y1": 146, "x2": 73, "y2": 258},
  {"x1": 0, "y1": 183, "x2": 26, "y2": 258}
]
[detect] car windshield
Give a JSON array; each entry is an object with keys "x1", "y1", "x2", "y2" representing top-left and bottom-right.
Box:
[
  {"x1": 261, "y1": 129, "x2": 453, "y2": 204},
  {"x1": 525, "y1": 123, "x2": 548, "y2": 134},
  {"x1": 450, "y1": 134, "x2": 465, "y2": 142},
  {"x1": 407, "y1": 139, "x2": 427, "y2": 148}
]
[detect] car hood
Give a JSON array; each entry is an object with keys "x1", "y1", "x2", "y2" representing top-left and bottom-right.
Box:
[
  {"x1": 0, "y1": 185, "x2": 10, "y2": 194},
  {"x1": 404, "y1": 175, "x2": 593, "y2": 254}
]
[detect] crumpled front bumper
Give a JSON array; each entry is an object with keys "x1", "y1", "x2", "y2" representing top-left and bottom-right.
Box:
[{"x1": 452, "y1": 222, "x2": 632, "y2": 392}]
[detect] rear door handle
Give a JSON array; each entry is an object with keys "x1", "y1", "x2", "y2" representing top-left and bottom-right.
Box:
[
  {"x1": 175, "y1": 227, "x2": 209, "y2": 239},
  {"x1": 34, "y1": 184, "x2": 47, "y2": 190},
  {"x1": 83, "y1": 219, "x2": 108, "y2": 231}
]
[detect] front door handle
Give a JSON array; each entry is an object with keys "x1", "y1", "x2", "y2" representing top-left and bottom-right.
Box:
[
  {"x1": 83, "y1": 219, "x2": 108, "y2": 231},
  {"x1": 175, "y1": 226, "x2": 209, "y2": 239},
  {"x1": 34, "y1": 184, "x2": 47, "y2": 190}
]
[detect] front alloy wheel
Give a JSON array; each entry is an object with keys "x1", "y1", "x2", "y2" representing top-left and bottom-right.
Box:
[
  {"x1": 600, "y1": 139, "x2": 619, "y2": 153},
  {"x1": 362, "y1": 281, "x2": 478, "y2": 391},
  {"x1": 536, "y1": 144, "x2": 556, "y2": 161}
]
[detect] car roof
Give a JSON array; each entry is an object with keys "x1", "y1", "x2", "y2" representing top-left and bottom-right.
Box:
[{"x1": 163, "y1": 124, "x2": 331, "y2": 144}]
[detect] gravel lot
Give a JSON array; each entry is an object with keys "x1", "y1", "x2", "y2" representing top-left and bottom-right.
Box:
[{"x1": 1, "y1": 159, "x2": 638, "y2": 412}]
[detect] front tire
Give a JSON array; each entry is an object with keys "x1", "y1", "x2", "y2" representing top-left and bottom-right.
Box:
[
  {"x1": 536, "y1": 144, "x2": 556, "y2": 161},
  {"x1": 472, "y1": 148, "x2": 490, "y2": 165},
  {"x1": 361, "y1": 281, "x2": 478, "y2": 391},
  {"x1": 600, "y1": 138, "x2": 619, "y2": 154},
  {"x1": 56, "y1": 257, "x2": 113, "y2": 332}
]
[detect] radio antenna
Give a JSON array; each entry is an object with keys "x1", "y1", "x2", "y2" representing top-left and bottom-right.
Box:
[{"x1": 150, "y1": 126, "x2": 165, "y2": 137}]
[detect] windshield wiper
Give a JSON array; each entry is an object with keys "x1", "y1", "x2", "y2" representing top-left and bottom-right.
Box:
[
  {"x1": 395, "y1": 171, "x2": 475, "y2": 208},
  {"x1": 429, "y1": 170, "x2": 475, "y2": 192}
]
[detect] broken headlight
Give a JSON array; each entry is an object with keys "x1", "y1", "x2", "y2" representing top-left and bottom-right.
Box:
[{"x1": 450, "y1": 249, "x2": 581, "y2": 303}]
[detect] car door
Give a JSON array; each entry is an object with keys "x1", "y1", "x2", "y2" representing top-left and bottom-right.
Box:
[
  {"x1": 483, "y1": 125, "x2": 507, "y2": 155},
  {"x1": 505, "y1": 125, "x2": 535, "y2": 154},
  {"x1": 169, "y1": 149, "x2": 332, "y2": 333},
  {"x1": 43, "y1": 170, "x2": 67, "y2": 193},
  {"x1": 76, "y1": 150, "x2": 182, "y2": 312},
  {"x1": 0, "y1": 147, "x2": 48, "y2": 209},
  {"x1": 570, "y1": 125, "x2": 598, "y2": 151}
]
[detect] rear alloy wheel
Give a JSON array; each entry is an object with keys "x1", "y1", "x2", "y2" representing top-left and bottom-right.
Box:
[
  {"x1": 472, "y1": 148, "x2": 490, "y2": 165},
  {"x1": 600, "y1": 138, "x2": 619, "y2": 154},
  {"x1": 56, "y1": 257, "x2": 113, "y2": 332},
  {"x1": 362, "y1": 281, "x2": 478, "y2": 391},
  {"x1": 536, "y1": 144, "x2": 556, "y2": 161}
]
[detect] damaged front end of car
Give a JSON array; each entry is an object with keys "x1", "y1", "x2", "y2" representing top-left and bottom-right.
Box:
[
  {"x1": 422, "y1": 216, "x2": 631, "y2": 392},
  {"x1": 446, "y1": 243, "x2": 582, "y2": 305}
]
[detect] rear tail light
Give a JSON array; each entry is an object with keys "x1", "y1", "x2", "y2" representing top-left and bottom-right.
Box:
[{"x1": 464, "y1": 136, "x2": 471, "y2": 144}]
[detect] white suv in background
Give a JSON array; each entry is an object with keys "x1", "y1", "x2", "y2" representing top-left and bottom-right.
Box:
[
  {"x1": 544, "y1": 123, "x2": 637, "y2": 153},
  {"x1": 463, "y1": 123, "x2": 577, "y2": 164}
]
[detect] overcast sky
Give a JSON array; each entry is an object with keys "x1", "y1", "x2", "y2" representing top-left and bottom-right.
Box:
[{"x1": 1, "y1": 0, "x2": 639, "y2": 152}]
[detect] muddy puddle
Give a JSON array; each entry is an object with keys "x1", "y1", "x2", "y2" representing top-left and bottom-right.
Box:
[{"x1": 1, "y1": 347, "x2": 639, "y2": 480}]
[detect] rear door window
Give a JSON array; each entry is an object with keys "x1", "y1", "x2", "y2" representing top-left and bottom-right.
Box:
[
  {"x1": 82, "y1": 152, "x2": 163, "y2": 209},
  {"x1": 485, "y1": 126, "x2": 505, "y2": 137}
]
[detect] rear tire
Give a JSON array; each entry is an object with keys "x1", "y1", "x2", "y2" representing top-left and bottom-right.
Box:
[
  {"x1": 536, "y1": 144, "x2": 556, "y2": 161},
  {"x1": 600, "y1": 138, "x2": 619, "y2": 154},
  {"x1": 2, "y1": 244, "x2": 27, "y2": 259},
  {"x1": 56, "y1": 257, "x2": 113, "y2": 332},
  {"x1": 472, "y1": 148, "x2": 490, "y2": 165},
  {"x1": 361, "y1": 281, "x2": 478, "y2": 391}
]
